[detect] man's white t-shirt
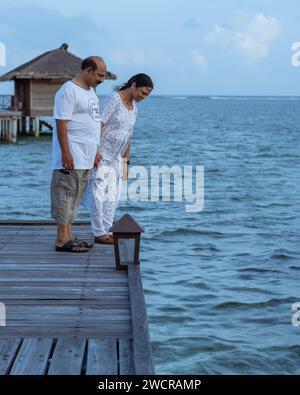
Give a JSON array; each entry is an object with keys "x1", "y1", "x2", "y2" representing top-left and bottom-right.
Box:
[{"x1": 52, "y1": 80, "x2": 101, "y2": 169}]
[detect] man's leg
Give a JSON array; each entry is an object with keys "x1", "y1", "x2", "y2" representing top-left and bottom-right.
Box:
[
  {"x1": 71, "y1": 170, "x2": 94, "y2": 247},
  {"x1": 55, "y1": 223, "x2": 87, "y2": 251},
  {"x1": 51, "y1": 170, "x2": 88, "y2": 252},
  {"x1": 56, "y1": 223, "x2": 71, "y2": 247},
  {"x1": 67, "y1": 223, "x2": 73, "y2": 240}
]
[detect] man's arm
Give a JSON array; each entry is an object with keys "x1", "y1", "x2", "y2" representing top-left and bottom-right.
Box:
[{"x1": 56, "y1": 119, "x2": 74, "y2": 170}]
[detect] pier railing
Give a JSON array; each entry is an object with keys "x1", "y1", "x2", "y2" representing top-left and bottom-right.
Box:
[{"x1": 0, "y1": 95, "x2": 15, "y2": 110}]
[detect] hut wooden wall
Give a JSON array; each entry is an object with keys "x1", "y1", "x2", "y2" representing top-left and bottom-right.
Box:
[{"x1": 30, "y1": 79, "x2": 66, "y2": 117}]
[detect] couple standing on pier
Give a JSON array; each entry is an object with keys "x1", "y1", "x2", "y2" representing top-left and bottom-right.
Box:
[{"x1": 50, "y1": 56, "x2": 153, "y2": 252}]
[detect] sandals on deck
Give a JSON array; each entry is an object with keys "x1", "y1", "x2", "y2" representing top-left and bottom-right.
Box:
[
  {"x1": 73, "y1": 237, "x2": 94, "y2": 249},
  {"x1": 55, "y1": 239, "x2": 90, "y2": 253}
]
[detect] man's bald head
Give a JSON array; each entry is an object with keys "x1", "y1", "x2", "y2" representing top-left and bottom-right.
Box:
[
  {"x1": 81, "y1": 56, "x2": 106, "y2": 71},
  {"x1": 80, "y1": 56, "x2": 107, "y2": 88}
]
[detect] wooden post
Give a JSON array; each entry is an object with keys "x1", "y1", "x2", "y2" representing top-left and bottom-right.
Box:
[
  {"x1": 11, "y1": 118, "x2": 17, "y2": 143},
  {"x1": 17, "y1": 118, "x2": 21, "y2": 133},
  {"x1": 0, "y1": 120, "x2": 5, "y2": 141},
  {"x1": 0, "y1": 120, "x2": 3, "y2": 140},
  {"x1": 21, "y1": 117, "x2": 26, "y2": 133},
  {"x1": 29, "y1": 117, "x2": 34, "y2": 135},
  {"x1": 8, "y1": 118, "x2": 13, "y2": 142},
  {"x1": 4, "y1": 119, "x2": 9, "y2": 141},
  {"x1": 35, "y1": 117, "x2": 40, "y2": 138}
]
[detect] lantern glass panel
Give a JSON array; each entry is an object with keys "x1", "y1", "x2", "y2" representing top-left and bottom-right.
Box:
[{"x1": 118, "y1": 238, "x2": 135, "y2": 263}]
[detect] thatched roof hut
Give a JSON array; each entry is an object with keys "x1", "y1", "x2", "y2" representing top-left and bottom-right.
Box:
[{"x1": 0, "y1": 43, "x2": 117, "y2": 117}]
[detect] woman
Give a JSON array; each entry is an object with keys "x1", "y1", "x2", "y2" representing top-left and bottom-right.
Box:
[{"x1": 83, "y1": 73, "x2": 153, "y2": 244}]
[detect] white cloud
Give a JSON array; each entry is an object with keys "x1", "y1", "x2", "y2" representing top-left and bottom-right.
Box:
[
  {"x1": 110, "y1": 47, "x2": 174, "y2": 68},
  {"x1": 205, "y1": 25, "x2": 232, "y2": 48},
  {"x1": 235, "y1": 33, "x2": 268, "y2": 63},
  {"x1": 247, "y1": 13, "x2": 279, "y2": 42},
  {"x1": 205, "y1": 13, "x2": 280, "y2": 63},
  {"x1": 110, "y1": 49, "x2": 146, "y2": 66},
  {"x1": 190, "y1": 49, "x2": 207, "y2": 67}
]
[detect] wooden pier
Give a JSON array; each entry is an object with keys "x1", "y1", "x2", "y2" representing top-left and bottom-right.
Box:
[{"x1": 0, "y1": 222, "x2": 154, "y2": 375}]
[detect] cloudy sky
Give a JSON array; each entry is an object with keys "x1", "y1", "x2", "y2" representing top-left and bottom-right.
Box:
[{"x1": 0, "y1": 0, "x2": 299, "y2": 95}]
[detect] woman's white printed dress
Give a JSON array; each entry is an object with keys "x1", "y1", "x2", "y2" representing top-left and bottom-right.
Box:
[{"x1": 82, "y1": 92, "x2": 137, "y2": 236}]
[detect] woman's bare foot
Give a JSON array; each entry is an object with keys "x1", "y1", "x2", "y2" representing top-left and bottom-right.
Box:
[{"x1": 94, "y1": 234, "x2": 114, "y2": 244}]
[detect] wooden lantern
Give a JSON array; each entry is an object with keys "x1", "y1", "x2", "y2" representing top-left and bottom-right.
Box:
[{"x1": 110, "y1": 214, "x2": 144, "y2": 271}]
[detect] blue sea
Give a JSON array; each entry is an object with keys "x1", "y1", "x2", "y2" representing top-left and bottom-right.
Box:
[{"x1": 0, "y1": 96, "x2": 300, "y2": 374}]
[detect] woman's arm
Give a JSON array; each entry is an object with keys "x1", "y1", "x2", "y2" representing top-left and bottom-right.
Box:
[
  {"x1": 94, "y1": 122, "x2": 106, "y2": 168},
  {"x1": 121, "y1": 140, "x2": 131, "y2": 180},
  {"x1": 123, "y1": 140, "x2": 131, "y2": 163}
]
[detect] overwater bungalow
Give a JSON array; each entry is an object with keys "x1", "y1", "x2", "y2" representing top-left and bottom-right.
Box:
[{"x1": 0, "y1": 43, "x2": 117, "y2": 141}]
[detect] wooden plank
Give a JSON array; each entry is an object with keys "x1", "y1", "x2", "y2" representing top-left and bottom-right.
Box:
[
  {"x1": 0, "y1": 279, "x2": 128, "y2": 285},
  {"x1": 6, "y1": 317, "x2": 131, "y2": 324},
  {"x1": 0, "y1": 251, "x2": 113, "y2": 256},
  {"x1": 6, "y1": 316, "x2": 131, "y2": 324},
  {"x1": 0, "y1": 283, "x2": 128, "y2": 289},
  {"x1": 5, "y1": 324, "x2": 130, "y2": 331},
  {"x1": 86, "y1": 340, "x2": 118, "y2": 375},
  {"x1": 0, "y1": 221, "x2": 89, "y2": 226},
  {"x1": 0, "y1": 328, "x2": 132, "y2": 339},
  {"x1": 0, "y1": 251, "x2": 112, "y2": 256},
  {"x1": 0, "y1": 273, "x2": 127, "y2": 279},
  {"x1": 0, "y1": 255, "x2": 114, "y2": 260},
  {"x1": 7, "y1": 315, "x2": 130, "y2": 322},
  {"x1": 128, "y1": 265, "x2": 154, "y2": 375},
  {"x1": 0, "y1": 276, "x2": 119, "y2": 281},
  {"x1": 10, "y1": 338, "x2": 52, "y2": 375},
  {"x1": 0, "y1": 338, "x2": 22, "y2": 375},
  {"x1": 0, "y1": 256, "x2": 114, "y2": 260},
  {"x1": 119, "y1": 339, "x2": 135, "y2": 375},
  {"x1": 0, "y1": 292, "x2": 129, "y2": 299},
  {"x1": 47, "y1": 339, "x2": 86, "y2": 375},
  {"x1": 0, "y1": 263, "x2": 116, "y2": 268},
  {"x1": 5, "y1": 317, "x2": 131, "y2": 324},
  {"x1": 7, "y1": 318, "x2": 130, "y2": 328},
  {"x1": 0, "y1": 285, "x2": 129, "y2": 292},
  {"x1": 2, "y1": 298, "x2": 130, "y2": 307},
  {"x1": 0, "y1": 252, "x2": 113, "y2": 257},
  {"x1": 6, "y1": 306, "x2": 130, "y2": 314}
]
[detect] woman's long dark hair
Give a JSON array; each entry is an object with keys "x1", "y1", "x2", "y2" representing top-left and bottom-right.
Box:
[{"x1": 116, "y1": 73, "x2": 154, "y2": 91}]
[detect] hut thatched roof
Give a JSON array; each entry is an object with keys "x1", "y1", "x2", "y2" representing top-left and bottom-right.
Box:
[{"x1": 0, "y1": 43, "x2": 117, "y2": 81}]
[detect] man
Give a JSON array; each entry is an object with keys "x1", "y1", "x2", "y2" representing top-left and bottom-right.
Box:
[{"x1": 51, "y1": 56, "x2": 106, "y2": 252}]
